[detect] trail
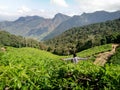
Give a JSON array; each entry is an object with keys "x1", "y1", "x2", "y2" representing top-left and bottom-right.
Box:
[{"x1": 94, "y1": 44, "x2": 119, "y2": 66}]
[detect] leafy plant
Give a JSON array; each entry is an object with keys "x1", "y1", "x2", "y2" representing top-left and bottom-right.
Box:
[{"x1": 0, "y1": 46, "x2": 119, "y2": 89}]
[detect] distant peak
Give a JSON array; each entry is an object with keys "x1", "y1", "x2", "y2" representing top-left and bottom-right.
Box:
[
  {"x1": 94, "y1": 10, "x2": 109, "y2": 14},
  {"x1": 55, "y1": 13, "x2": 65, "y2": 17},
  {"x1": 80, "y1": 10, "x2": 111, "y2": 17},
  {"x1": 23, "y1": 15, "x2": 44, "y2": 20},
  {"x1": 15, "y1": 15, "x2": 44, "y2": 22},
  {"x1": 53, "y1": 13, "x2": 70, "y2": 20}
]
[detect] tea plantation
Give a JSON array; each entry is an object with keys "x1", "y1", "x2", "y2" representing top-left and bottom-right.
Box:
[{"x1": 0, "y1": 44, "x2": 120, "y2": 89}]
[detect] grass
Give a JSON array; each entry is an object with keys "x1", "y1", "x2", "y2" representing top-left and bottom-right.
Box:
[{"x1": 77, "y1": 44, "x2": 112, "y2": 57}]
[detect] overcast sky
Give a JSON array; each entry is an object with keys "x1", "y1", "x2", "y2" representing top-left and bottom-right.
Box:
[{"x1": 0, "y1": 0, "x2": 120, "y2": 21}]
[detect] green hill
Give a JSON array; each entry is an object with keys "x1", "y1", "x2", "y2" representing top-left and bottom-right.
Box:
[
  {"x1": 0, "y1": 44, "x2": 120, "y2": 89},
  {"x1": 0, "y1": 31, "x2": 47, "y2": 50},
  {"x1": 77, "y1": 44, "x2": 112, "y2": 57},
  {"x1": 45, "y1": 19, "x2": 120, "y2": 55}
]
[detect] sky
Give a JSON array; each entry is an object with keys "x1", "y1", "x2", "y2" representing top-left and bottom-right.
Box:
[{"x1": 0, "y1": 0, "x2": 120, "y2": 21}]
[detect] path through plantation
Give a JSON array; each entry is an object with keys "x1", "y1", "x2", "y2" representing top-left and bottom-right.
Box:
[{"x1": 94, "y1": 44, "x2": 119, "y2": 66}]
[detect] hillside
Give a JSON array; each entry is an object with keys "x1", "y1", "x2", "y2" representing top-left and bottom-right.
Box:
[
  {"x1": 0, "y1": 11, "x2": 120, "y2": 40},
  {"x1": 0, "y1": 31, "x2": 47, "y2": 50},
  {"x1": 43, "y1": 10, "x2": 120, "y2": 40},
  {"x1": 44, "y1": 19, "x2": 120, "y2": 55},
  {"x1": 0, "y1": 45, "x2": 120, "y2": 89},
  {"x1": 0, "y1": 13, "x2": 70, "y2": 40}
]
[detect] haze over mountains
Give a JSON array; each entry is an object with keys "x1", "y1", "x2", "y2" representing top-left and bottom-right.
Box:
[
  {"x1": 44, "y1": 11, "x2": 120, "y2": 40},
  {"x1": 0, "y1": 13, "x2": 70, "y2": 40},
  {"x1": 0, "y1": 10, "x2": 120, "y2": 41}
]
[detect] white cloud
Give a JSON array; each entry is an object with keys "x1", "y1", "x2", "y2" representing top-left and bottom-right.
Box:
[
  {"x1": 18, "y1": 6, "x2": 31, "y2": 14},
  {"x1": 0, "y1": 6, "x2": 8, "y2": 11},
  {"x1": 50, "y1": 0, "x2": 68, "y2": 7},
  {"x1": 17, "y1": 6, "x2": 51, "y2": 17},
  {"x1": 75, "y1": 0, "x2": 120, "y2": 13},
  {"x1": 17, "y1": 8, "x2": 49, "y2": 17},
  {"x1": 40, "y1": 9, "x2": 45, "y2": 13},
  {"x1": 0, "y1": 8, "x2": 55, "y2": 21},
  {"x1": 0, "y1": 0, "x2": 120, "y2": 21}
]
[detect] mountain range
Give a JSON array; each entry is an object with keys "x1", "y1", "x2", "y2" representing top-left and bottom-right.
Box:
[
  {"x1": 0, "y1": 13, "x2": 70, "y2": 40},
  {"x1": 43, "y1": 11, "x2": 120, "y2": 40},
  {"x1": 0, "y1": 10, "x2": 120, "y2": 41}
]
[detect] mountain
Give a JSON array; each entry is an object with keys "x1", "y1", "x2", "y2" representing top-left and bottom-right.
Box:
[
  {"x1": 43, "y1": 10, "x2": 120, "y2": 40},
  {"x1": 44, "y1": 18, "x2": 120, "y2": 55},
  {"x1": 0, "y1": 15, "x2": 8, "y2": 22},
  {"x1": 0, "y1": 11, "x2": 120, "y2": 41},
  {"x1": 0, "y1": 19, "x2": 4, "y2": 22},
  {"x1": 0, "y1": 13, "x2": 70, "y2": 40}
]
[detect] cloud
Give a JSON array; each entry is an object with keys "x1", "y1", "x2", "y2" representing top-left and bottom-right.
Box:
[
  {"x1": 17, "y1": 6, "x2": 52, "y2": 17},
  {"x1": 0, "y1": 0, "x2": 120, "y2": 21},
  {"x1": 50, "y1": 0, "x2": 68, "y2": 7},
  {"x1": 75, "y1": 0, "x2": 120, "y2": 13},
  {"x1": 18, "y1": 6, "x2": 31, "y2": 14},
  {"x1": 0, "y1": 6, "x2": 8, "y2": 11}
]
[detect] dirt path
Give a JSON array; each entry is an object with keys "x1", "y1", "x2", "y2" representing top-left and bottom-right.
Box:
[{"x1": 94, "y1": 44, "x2": 119, "y2": 66}]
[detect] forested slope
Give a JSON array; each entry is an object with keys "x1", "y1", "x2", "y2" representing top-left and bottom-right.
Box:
[
  {"x1": 0, "y1": 31, "x2": 47, "y2": 50},
  {"x1": 45, "y1": 19, "x2": 120, "y2": 55}
]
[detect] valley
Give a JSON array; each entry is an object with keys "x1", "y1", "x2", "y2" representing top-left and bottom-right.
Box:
[{"x1": 0, "y1": 10, "x2": 120, "y2": 90}]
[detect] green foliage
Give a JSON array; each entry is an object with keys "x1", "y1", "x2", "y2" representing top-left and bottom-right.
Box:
[
  {"x1": 0, "y1": 31, "x2": 47, "y2": 50},
  {"x1": 50, "y1": 63, "x2": 120, "y2": 90},
  {"x1": 45, "y1": 19, "x2": 120, "y2": 55},
  {"x1": 0, "y1": 47, "x2": 63, "y2": 89},
  {"x1": 0, "y1": 46, "x2": 120, "y2": 89},
  {"x1": 109, "y1": 47, "x2": 120, "y2": 65},
  {"x1": 77, "y1": 44, "x2": 112, "y2": 57}
]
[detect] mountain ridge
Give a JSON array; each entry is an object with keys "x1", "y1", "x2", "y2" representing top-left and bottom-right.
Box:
[
  {"x1": 0, "y1": 13, "x2": 70, "y2": 40},
  {"x1": 0, "y1": 10, "x2": 120, "y2": 41},
  {"x1": 43, "y1": 10, "x2": 120, "y2": 40}
]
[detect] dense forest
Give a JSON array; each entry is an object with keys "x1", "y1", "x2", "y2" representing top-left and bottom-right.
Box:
[
  {"x1": 45, "y1": 19, "x2": 120, "y2": 55},
  {"x1": 0, "y1": 31, "x2": 47, "y2": 50}
]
